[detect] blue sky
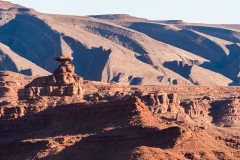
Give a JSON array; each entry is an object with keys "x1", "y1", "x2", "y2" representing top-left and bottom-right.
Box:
[{"x1": 8, "y1": 0, "x2": 240, "y2": 24}]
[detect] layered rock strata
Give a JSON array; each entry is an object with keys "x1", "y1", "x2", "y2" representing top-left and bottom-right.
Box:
[
  {"x1": 19, "y1": 56, "x2": 83, "y2": 99},
  {"x1": 87, "y1": 90, "x2": 187, "y2": 115},
  {"x1": 211, "y1": 98, "x2": 240, "y2": 127}
]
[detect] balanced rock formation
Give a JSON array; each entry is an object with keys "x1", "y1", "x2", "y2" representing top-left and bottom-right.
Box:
[
  {"x1": 19, "y1": 56, "x2": 83, "y2": 99},
  {"x1": 1, "y1": 70, "x2": 240, "y2": 159}
]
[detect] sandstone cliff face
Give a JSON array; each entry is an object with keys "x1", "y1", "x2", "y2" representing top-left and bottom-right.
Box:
[
  {"x1": 0, "y1": 98, "x2": 181, "y2": 160},
  {"x1": 0, "y1": 71, "x2": 34, "y2": 101},
  {"x1": 18, "y1": 56, "x2": 84, "y2": 100},
  {"x1": 1, "y1": 1, "x2": 240, "y2": 159},
  {"x1": 0, "y1": 97, "x2": 239, "y2": 160},
  {"x1": 210, "y1": 98, "x2": 240, "y2": 127},
  {"x1": 1, "y1": 71, "x2": 240, "y2": 159},
  {"x1": 0, "y1": 2, "x2": 240, "y2": 85}
]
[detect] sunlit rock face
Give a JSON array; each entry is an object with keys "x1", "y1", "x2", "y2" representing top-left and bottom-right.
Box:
[{"x1": 19, "y1": 56, "x2": 84, "y2": 99}]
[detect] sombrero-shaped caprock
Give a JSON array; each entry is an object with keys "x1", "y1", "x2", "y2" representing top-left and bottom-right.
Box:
[{"x1": 55, "y1": 56, "x2": 73, "y2": 64}]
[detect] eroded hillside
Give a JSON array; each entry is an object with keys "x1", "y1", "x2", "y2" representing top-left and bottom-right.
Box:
[
  {"x1": 0, "y1": 1, "x2": 240, "y2": 85},
  {"x1": 1, "y1": 69, "x2": 240, "y2": 160}
]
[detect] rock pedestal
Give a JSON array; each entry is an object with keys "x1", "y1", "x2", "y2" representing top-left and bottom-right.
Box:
[{"x1": 19, "y1": 56, "x2": 84, "y2": 99}]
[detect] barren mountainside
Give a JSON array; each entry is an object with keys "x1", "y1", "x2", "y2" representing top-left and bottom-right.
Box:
[
  {"x1": 1, "y1": 70, "x2": 240, "y2": 159},
  {"x1": 0, "y1": 1, "x2": 240, "y2": 86},
  {"x1": 1, "y1": 1, "x2": 240, "y2": 160}
]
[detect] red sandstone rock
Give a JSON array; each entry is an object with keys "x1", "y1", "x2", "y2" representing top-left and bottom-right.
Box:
[
  {"x1": 19, "y1": 57, "x2": 83, "y2": 99},
  {"x1": 0, "y1": 71, "x2": 240, "y2": 159},
  {"x1": 55, "y1": 56, "x2": 73, "y2": 64}
]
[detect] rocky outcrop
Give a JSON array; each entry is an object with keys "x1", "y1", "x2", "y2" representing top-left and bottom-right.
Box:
[
  {"x1": 0, "y1": 95, "x2": 238, "y2": 159},
  {"x1": 0, "y1": 71, "x2": 34, "y2": 101},
  {"x1": 216, "y1": 136, "x2": 240, "y2": 149},
  {"x1": 87, "y1": 90, "x2": 186, "y2": 115},
  {"x1": 0, "y1": 1, "x2": 36, "y2": 14},
  {"x1": 0, "y1": 1, "x2": 20, "y2": 10},
  {"x1": 1, "y1": 69, "x2": 240, "y2": 159},
  {"x1": 0, "y1": 97, "x2": 183, "y2": 160},
  {"x1": 1, "y1": 2, "x2": 240, "y2": 85},
  {"x1": 139, "y1": 92, "x2": 185, "y2": 115},
  {"x1": 18, "y1": 56, "x2": 84, "y2": 99},
  {"x1": 211, "y1": 98, "x2": 240, "y2": 127},
  {"x1": 182, "y1": 100, "x2": 210, "y2": 118}
]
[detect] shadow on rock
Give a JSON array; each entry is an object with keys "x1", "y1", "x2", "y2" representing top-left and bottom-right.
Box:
[{"x1": 42, "y1": 126, "x2": 180, "y2": 160}]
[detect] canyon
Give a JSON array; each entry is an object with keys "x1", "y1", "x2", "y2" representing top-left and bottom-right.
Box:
[
  {"x1": 1, "y1": 1, "x2": 240, "y2": 160},
  {"x1": 0, "y1": 56, "x2": 240, "y2": 159}
]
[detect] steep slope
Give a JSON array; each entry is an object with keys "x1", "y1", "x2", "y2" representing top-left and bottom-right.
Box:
[
  {"x1": 0, "y1": 2, "x2": 239, "y2": 85},
  {"x1": 222, "y1": 57, "x2": 240, "y2": 82},
  {"x1": 0, "y1": 0, "x2": 20, "y2": 10},
  {"x1": 126, "y1": 22, "x2": 229, "y2": 65},
  {"x1": 37, "y1": 13, "x2": 198, "y2": 84},
  {"x1": 0, "y1": 95, "x2": 239, "y2": 160},
  {"x1": 0, "y1": 14, "x2": 63, "y2": 72},
  {"x1": 91, "y1": 15, "x2": 240, "y2": 84},
  {"x1": 177, "y1": 25, "x2": 240, "y2": 43},
  {"x1": 189, "y1": 65, "x2": 233, "y2": 86},
  {"x1": 0, "y1": 12, "x2": 196, "y2": 85},
  {"x1": 163, "y1": 61, "x2": 234, "y2": 86},
  {"x1": 0, "y1": 43, "x2": 50, "y2": 76},
  {"x1": 0, "y1": 98, "x2": 180, "y2": 159},
  {"x1": 177, "y1": 24, "x2": 240, "y2": 81},
  {"x1": 0, "y1": 71, "x2": 240, "y2": 159},
  {"x1": 0, "y1": 71, "x2": 34, "y2": 101}
]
